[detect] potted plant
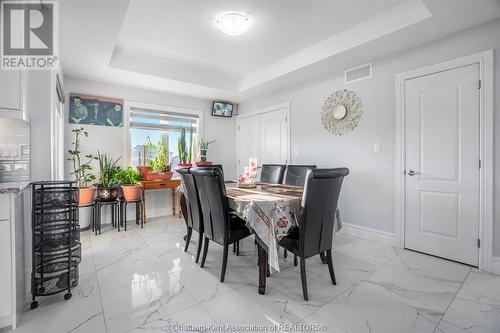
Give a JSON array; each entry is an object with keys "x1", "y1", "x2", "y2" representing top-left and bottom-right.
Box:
[
  {"x1": 196, "y1": 138, "x2": 215, "y2": 166},
  {"x1": 96, "y1": 152, "x2": 121, "y2": 201},
  {"x1": 177, "y1": 127, "x2": 193, "y2": 167},
  {"x1": 118, "y1": 166, "x2": 142, "y2": 201},
  {"x1": 68, "y1": 127, "x2": 97, "y2": 205},
  {"x1": 148, "y1": 139, "x2": 173, "y2": 180}
]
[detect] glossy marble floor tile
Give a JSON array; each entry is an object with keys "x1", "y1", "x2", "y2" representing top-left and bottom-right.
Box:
[{"x1": 11, "y1": 215, "x2": 500, "y2": 333}]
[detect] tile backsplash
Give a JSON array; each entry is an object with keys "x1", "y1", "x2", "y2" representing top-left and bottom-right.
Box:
[{"x1": 0, "y1": 118, "x2": 30, "y2": 182}]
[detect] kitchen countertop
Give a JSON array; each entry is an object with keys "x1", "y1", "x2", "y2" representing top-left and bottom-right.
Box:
[{"x1": 0, "y1": 182, "x2": 30, "y2": 193}]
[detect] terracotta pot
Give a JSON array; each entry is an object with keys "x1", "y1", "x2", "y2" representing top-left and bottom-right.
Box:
[
  {"x1": 121, "y1": 184, "x2": 142, "y2": 201},
  {"x1": 137, "y1": 166, "x2": 152, "y2": 181},
  {"x1": 177, "y1": 163, "x2": 193, "y2": 167},
  {"x1": 79, "y1": 187, "x2": 96, "y2": 206},
  {"x1": 195, "y1": 161, "x2": 213, "y2": 166},
  {"x1": 149, "y1": 171, "x2": 173, "y2": 181},
  {"x1": 97, "y1": 187, "x2": 118, "y2": 202}
]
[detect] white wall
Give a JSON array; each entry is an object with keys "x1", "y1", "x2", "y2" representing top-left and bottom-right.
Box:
[
  {"x1": 238, "y1": 19, "x2": 500, "y2": 256},
  {"x1": 63, "y1": 77, "x2": 237, "y2": 223},
  {"x1": 25, "y1": 71, "x2": 54, "y2": 181}
]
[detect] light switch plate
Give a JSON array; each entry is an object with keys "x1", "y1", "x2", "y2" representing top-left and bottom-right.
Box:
[
  {"x1": 294, "y1": 147, "x2": 300, "y2": 156},
  {"x1": 373, "y1": 142, "x2": 381, "y2": 153}
]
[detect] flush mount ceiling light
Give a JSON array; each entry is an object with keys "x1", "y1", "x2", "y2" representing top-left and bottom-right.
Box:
[{"x1": 215, "y1": 12, "x2": 250, "y2": 36}]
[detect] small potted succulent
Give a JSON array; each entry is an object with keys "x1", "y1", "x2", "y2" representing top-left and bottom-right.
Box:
[
  {"x1": 96, "y1": 152, "x2": 121, "y2": 201},
  {"x1": 68, "y1": 127, "x2": 98, "y2": 205},
  {"x1": 195, "y1": 138, "x2": 215, "y2": 166},
  {"x1": 148, "y1": 139, "x2": 173, "y2": 180},
  {"x1": 177, "y1": 127, "x2": 193, "y2": 167},
  {"x1": 118, "y1": 166, "x2": 142, "y2": 201}
]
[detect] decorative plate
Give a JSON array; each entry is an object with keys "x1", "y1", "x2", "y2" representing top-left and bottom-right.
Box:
[{"x1": 321, "y1": 90, "x2": 362, "y2": 135}]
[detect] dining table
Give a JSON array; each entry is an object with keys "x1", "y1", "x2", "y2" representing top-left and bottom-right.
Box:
[{"x1": 225, "y1": 183, "x2": 343, "y2": 295}]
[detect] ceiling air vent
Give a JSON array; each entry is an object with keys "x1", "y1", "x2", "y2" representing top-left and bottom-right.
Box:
[{"x1": 344, "y1": 63, "x2": 372, "y2": 84}]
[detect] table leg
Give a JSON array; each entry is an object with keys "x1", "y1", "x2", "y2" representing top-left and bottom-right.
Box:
[
  {"x1": 142, "y1": 187, "x2": 147, "y2": 224},
  {"x1": 172, "y1": 189, "x2": 176, "y2": 216},
  {"x1": 257, "y1": 241, "x2": 267, "y2": 295}
]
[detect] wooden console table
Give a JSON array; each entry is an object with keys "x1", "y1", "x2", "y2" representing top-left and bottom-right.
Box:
[{"x1": 140, "y1": 179, "x2": 181, "y2": 223}]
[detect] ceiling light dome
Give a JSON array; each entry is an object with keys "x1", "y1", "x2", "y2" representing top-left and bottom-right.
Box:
[{"x1": 215, "y1": 12, "x2": 250, "y2": 36}]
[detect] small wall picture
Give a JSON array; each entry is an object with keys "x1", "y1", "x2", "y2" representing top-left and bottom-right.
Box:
[
  {"x1": 69, "y1": 93, "x2": 124, "y2": 127},
  {"x1": 212, "y1": 101, "x2": 234, "y2": 117}
]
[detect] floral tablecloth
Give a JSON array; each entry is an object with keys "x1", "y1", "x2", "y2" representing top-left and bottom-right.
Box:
[{"x1": 226, "y1": 184, "x2": 342, "y2": 272}]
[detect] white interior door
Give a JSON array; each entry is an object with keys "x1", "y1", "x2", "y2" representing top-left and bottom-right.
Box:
[
  {"x1": 237, "y1": 115, "x2": 260, "y2": 174},
  {"x1": 237, "y1": 105, "x2": 290, "y2": 175},
  {"x1": 404, "y1": 63, "x2": 480, "y2": 266},
  {"x1": 260, "y1": 108, "x2": 288, "y2": 165}
]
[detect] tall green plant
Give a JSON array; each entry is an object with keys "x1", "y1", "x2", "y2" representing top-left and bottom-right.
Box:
[
  {"x1": 188, "y1": 126, "x2": 193, "y2": 163},
  {"x1": 97, "y1": 151, "x2": 121, "y2": 188},
  {"x1": 68, "y1": 127, "x2": 97, "y2": 188},
  {"x1": 178, "y1": 128, "x2": 187, "y2": 163}
]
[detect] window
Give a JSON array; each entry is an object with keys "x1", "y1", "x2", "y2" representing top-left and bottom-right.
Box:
[{"x1": 129, "y1": 107, "x2": 199, "y2": 169}]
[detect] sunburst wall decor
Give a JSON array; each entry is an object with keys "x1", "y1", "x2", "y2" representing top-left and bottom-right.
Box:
[{"x1": 321, "y1": 89, "x2": 362, "y2": 135}]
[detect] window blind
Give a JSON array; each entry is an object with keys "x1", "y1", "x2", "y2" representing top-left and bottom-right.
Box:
[{"x1": 129, "y1": 107, "x2": 198, "y2": 132}]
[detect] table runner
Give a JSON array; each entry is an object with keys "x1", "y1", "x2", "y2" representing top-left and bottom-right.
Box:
[{"x1": 226, "y1": 184, "x2": 342, "y2": 271}]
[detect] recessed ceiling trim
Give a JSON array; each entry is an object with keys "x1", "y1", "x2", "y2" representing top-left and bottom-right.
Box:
[{"x1": 239, "y1": 0, "x2": 432, "y2": 91}]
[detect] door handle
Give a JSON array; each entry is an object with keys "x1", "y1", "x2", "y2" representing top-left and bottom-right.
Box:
[{"x1": 407, "y1": 170, "x2": 421, "y2": 176}]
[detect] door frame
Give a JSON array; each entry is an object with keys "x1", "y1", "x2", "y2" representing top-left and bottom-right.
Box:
[
  {"x1": 236, "y1": 102, "x2": 291, "y2": 170},
  {"x1": 395, "y1": 50, "x2": 494, "y2": 270}
]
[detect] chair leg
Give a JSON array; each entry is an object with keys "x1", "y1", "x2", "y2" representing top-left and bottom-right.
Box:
[
  {"x1": 294, "y1": 254, "x2": 298, "y2": 266},
  {"x1": 236, "y1": 241, "x2": 240, "y2": 256},
  {"x1": 326, "y1": 249, "x2": 336, "y2": 285},
  {"x1": 184, "y1": 227, "x2": 192, "y2": 252},
  {"x1": 233, "y1": 243, "x2": 236, "y2": 253},
  {"x1": 200, "y1": 237, "x2": 209, "y2": 267},
  {"x1": 195, "y1": 231, "x2": 203, "y2": 263},
  {"x1": 283, "y1": 249, "x2": 288, "y2": 258},
  {"x1": 124, "y1": 204, "x2": 127, "y2": 230},
  {"x1": 300, "y1": 257, "x2": 308, "y2": 301},
  {"x1": 221, "y1": 244, "x2": 229, "y2": 282}
]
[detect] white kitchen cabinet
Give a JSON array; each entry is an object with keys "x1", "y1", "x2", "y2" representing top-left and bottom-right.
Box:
[
  {"x1": 0, "y1": 189, "x2": 27, "y2": 330},
  {"x1": 0, "y1": 70, "x2": 22, "y2": 111}
]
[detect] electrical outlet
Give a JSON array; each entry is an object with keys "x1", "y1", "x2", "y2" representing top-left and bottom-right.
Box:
[
  {"x1": 294, "y1": 147, "x2": 300, "y2": 155},
  {"x1": 373, "y1": 142, "x2": 381, "y2": 153}
]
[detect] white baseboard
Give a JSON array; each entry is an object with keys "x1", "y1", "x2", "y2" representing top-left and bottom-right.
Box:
[
  {"x1": 492, "y1": 256, "x2": 500, "y2": 275},
  {"x1": 341, "y1": 222, "x2": 399, "y2": 247}
]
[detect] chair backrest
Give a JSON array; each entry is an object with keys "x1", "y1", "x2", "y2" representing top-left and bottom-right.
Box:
[
  {"x1": 299, "y1": 168, "x2": 349, "y2": 258},
  {"x1": 260, "y1": 164, "x2": 286, "y2": 184},
  {"x1": 283, "y1": 165, "x2": 317, "y2": 186},
  {"x1": 191, "y1": 166, "x2": 228, "y2": 245},
  {"x1": 176, "y1": 167, "x2": 203, "y2": 232}
]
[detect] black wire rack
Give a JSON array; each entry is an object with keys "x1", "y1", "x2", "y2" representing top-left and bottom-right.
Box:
[{"x1": 30, "y1": 181, "x2": 80, "y2": 309}]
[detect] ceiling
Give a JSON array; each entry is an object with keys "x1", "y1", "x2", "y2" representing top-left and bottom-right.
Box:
[{"x1": 59, "y1": 0, "x2": 500, "y2": 102}]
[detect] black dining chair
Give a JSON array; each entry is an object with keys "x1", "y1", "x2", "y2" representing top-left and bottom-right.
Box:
[
  {"x1": 176, "y1": 167, "x2": 204, "y2": 263},
  {"x1": 260, "y1": 164, "x2": 286, "y2": 184},
  {"x1": 278, "y1": 168, "x2": 349, "y2": 301},
  {"x1": 191, "y1": 166, "x2": 252, "y2": 282},
  {"x1": 283, "y1": 165, "x2": 317, "y2": 186}
]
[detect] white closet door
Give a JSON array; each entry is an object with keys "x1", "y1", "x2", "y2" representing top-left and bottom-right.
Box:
[
  {"x1": 237, "y1": 115, "x2": 260, "y2": 174},
  {"x1": 260, "y1": 108, "x2": 288, "y2": 165}
]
